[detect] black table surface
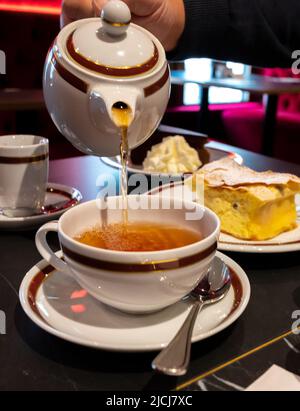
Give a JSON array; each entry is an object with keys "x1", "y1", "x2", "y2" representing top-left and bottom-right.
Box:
[{"x1": 1, "y1": 131, "x2": 300, "y2": 391}]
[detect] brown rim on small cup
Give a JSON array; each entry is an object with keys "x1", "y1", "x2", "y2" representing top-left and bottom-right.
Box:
[{"x1": 0, "y1": 153, "x2": 49, "y2": 164}]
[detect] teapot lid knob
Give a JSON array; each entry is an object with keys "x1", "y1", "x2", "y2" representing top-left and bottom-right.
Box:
[{"x1": 101, "y1": 0, "x2": 131, "y2": 37}]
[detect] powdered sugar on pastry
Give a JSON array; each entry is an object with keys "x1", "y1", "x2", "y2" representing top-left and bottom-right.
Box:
[{"x1": 199, "y1": 158, "x2": 300, "y2": 187}]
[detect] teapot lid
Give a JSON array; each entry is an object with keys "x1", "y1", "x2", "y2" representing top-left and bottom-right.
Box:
[{"x1": 66, "y1": 0, "x2": 159, "y2": 77}]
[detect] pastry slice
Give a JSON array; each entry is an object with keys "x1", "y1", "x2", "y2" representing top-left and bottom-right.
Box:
[{"x1": 190, "y1": 158, "x2": 300, "y2": 240}]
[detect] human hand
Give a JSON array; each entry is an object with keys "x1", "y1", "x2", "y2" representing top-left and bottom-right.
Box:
[
  {"x1": 61, "y1": 0, "x2": 185, "y2": 51},
  {"x1": 61, "y1": 0, "x2": 96, "y2": 27}
]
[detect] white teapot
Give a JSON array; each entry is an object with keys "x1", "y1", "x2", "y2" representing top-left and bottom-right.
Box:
[{"x1": 43, "y1": 0, "x2": 170, "y2": 156}]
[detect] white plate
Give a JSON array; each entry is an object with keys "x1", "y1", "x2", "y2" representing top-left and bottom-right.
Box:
[
  {"x1": 0, "y1": 183, "x2": 82, "y2": 230},
  {"x1": 100, "y1": 124, "x2": 243, "y2": 179},
  {"x1": 19, "y1": 252, "x2": 250, "y2": 352},
  {"x1": 148, "y1": 181, "x2": 300, "y2": 253},
  {"x1": 100, "y1": 144, "x2": 243, "y2": 178}
]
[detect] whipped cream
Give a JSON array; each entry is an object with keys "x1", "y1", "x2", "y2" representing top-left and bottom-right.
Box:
[{"x1": 142, "y1": 136, "x2": 202, "y2": 174}]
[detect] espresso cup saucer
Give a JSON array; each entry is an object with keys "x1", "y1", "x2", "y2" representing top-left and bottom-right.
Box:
[
  {"x1": 19, "y1": 251, "x2": 250, "y2": 352},
  {"x1": 0, "y1": 183, "x2": 82, "y2": 231}
]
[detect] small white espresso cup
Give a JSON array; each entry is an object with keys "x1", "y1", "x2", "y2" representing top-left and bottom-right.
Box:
[
  {"x1": 0, "y1": 135, "x2": 49, "y2": 217},
  {"x1": 36, "y1": 196, "x2": 220, "y2": 314}
]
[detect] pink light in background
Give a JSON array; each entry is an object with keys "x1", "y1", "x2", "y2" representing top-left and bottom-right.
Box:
[{"x1": 0, "y1": 1, "x2": 61, "y2": 15}]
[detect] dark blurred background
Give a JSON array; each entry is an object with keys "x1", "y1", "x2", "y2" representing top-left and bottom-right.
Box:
[{"x1": 1, "y1": 2, "x2": 300, "y2": 163}]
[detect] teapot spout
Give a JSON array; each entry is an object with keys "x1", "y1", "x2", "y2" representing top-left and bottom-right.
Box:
[
  {"x1": 90, "y1": 85, "x2": 142, "y2": 127},
  {"x1": 108, "y1": 89, "x2": 142, "y2": 127}
]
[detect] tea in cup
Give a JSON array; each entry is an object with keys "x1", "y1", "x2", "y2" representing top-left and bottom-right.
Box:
[
  {"x1": 0, "y1": 135, "x2": 49, "y2": 217},
  {"x1": 36, "y1": 196, "x2": 220, "y2": 314},
  {"x1": 74, "y1": 221, "x2": 202, "y2": 252}
]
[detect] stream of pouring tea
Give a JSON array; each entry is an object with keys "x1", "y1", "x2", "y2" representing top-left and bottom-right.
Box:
[{"x1": 111, "y1": 102, "x2": 133, "y2": 224}]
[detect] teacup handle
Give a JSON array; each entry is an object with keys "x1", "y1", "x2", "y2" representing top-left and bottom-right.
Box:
[{"x1": 35, "y1": 221, "x2": 72, "y2": 276}]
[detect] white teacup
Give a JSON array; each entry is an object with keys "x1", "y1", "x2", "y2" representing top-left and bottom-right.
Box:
[
  {"x1": 0, "y1": 135, "x2": 49, "y2": 217},
  {"x1": 36, "y1": 196, "x2": 220, "y2": 314}
]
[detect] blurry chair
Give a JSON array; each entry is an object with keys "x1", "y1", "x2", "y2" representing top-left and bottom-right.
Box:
[{"x1": 222, "y1": 68, "x2": 300, "y2": 163}]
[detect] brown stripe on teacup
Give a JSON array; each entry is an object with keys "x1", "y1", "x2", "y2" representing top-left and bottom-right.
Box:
[
  {"x1": 61, "y1": 242, "x2": 217, "y2": 273},
  {"x1": 0, "y1": 152, "x2": 48, "y2": 164},
  {"x1": 66, "y1": 31, "x2": 159, "y2": 77},
  {"x1": 144, "y1": 65, "x2": 170, "y2": 97}
]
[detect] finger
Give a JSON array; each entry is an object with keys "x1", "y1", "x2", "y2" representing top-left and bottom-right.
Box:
[
  {"x1": 61, "y1": 0, "x2": 94, "y2": 27},
  {"x1": 130, "y1": 15, "x2": 154, "y2": 31},
  {"x1": 121, "y1": 0, "x2": 161, "y2": 17},
  {"x1": 92, "y1": 0, "x2": 109, "y2": 15},
  {"x1": 130, "y1": 14, "x2": 177, "y2": 51}
]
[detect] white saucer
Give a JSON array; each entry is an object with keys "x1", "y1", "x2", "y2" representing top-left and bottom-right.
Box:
[
  {"x1": 101, "y1": 146, "x2": 243, "y2": 178},
  {"x1": 0, "y1": 183, "x2": 82, "y2": 231},
  {"x1": 148, "y1": 181, "x2": 300, "y2": 254},
  {"x1": 19, "y1": 252, "x2": 250, "y2": 352}
]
